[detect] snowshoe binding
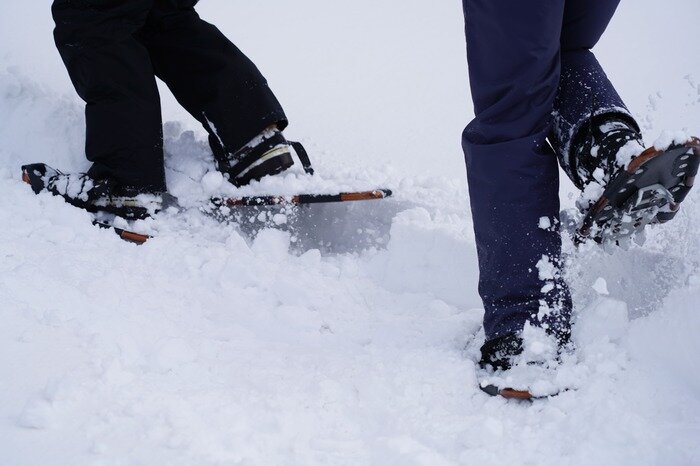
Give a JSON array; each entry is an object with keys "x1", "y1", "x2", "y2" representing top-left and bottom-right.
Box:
[{"x1": 212, "y1": 126, "x2": 301, "y2": 187}]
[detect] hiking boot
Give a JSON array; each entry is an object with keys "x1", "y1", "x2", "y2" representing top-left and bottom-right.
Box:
[
  {"x1": 214, "y1": 127, "x2": 295, "y2": 187},
  {"x1": 569, "y1": 115, "x2": 645, "y2": 191}
]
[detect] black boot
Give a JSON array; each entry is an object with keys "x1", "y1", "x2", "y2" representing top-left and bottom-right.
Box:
[
  {"x1": 212, "y1": 127, "x2": 295, "y2": 187},
  {"x1": 569, "y1": 114, "x2": 644, "y2": 192},
  {"x1": 479, "y1": 333, "x2": 524, "y2": 372},
  {"x1": 479, "y1": 329, "x2": 572, "y2": 372}
]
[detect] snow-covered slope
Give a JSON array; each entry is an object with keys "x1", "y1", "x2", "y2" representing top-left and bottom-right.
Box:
[{"x1": 2, "y1": 1, "x2": 700, "y2": 464}]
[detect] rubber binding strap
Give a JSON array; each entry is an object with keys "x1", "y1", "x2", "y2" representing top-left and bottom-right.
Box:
[
  {"x1": 290, "y1": 141, "x2": 314, "y2": 176},
  {"x1": 228, "y1": 132, "x2": 289, "y2": 179}
]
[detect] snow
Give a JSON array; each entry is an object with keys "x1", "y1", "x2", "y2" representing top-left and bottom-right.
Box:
[
  {"x1": 592, "y1": 277, "x2": 610, "y2": 296},
  {"x1": 615, "y1": 140, "x2": 645, "y2": 169},
  {"x1": 578, "y1": 180, "x2": 606, "y2": 209},
  {"x1": 1, "y1": 0, "x2": 700, "y2": 464},
  {"x1": 653, "y1": 129, "x2": 692, "y2": 151},
  {"x1": 200, "y1": 170, "x2": 224, "y2": 195},
  {"x1": 536, "y1": 255, "x2": 560, "y2": 283}
]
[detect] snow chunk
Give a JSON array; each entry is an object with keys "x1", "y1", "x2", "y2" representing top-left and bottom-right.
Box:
[
  {"x1": 615, "y1": 140, "x2": 644, "y2": 169},
  {"x1": 272, "y1": 213, "x2": 288, "y2": 225},
  {"x1": 592, "y1": 167, "x2": 606, "y2": 184},
  {"x1": 578, "y1": 181, "x2": 605, "y2": 210},
  {"x1": 592, "y1": 277, "x2": 610, "y2": 296},
  {"x1": 201, "y1": 170, "x2": 224, "y2": 194},
  {"x1": 538, "y1": 216, "x2": 552, "y2": 230},
  {"x1": 17, "y1": 397, "x2": 53, "y2": 430},
  {"x1": 654, "y1": 129, "x2": 690, "y2": 151},
  {"x1": 522, "y1": 324, "x2": 558, "y2": 360},
  {"x1": 252, "y1": 228, "x2": 291, "y2": 261},
  {"x1": 536, "y1": 255, "x2": 557, "y2": 281},
  {"x1": 575, "y1": 297, "x2": 629, "y2": 345}
]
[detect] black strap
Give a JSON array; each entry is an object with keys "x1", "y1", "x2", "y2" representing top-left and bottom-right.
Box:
[{"x1": 290, "y1": 141, "x2": 315, "y2": 176}]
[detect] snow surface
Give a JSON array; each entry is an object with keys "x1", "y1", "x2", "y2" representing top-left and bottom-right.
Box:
[{"x1": 2, "y1": 0, "x2": 700, "y2": 464}]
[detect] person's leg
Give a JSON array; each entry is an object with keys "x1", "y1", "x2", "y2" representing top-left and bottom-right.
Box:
[
  {"x1": 52, "y1": 0, "x2": 166, "y2": 192},
  {"x1": 553, "y1": 1, "x2": 698, "y2": 245},
  {"x1": 462, "y1": 0, "x2": 571, "y2": 344},
  {"x1": 137, "y1": 0, "x2": 287, "y2": 162},
  {"x1": 552, "y1": 0, "x2": 643, "y2": 190}
]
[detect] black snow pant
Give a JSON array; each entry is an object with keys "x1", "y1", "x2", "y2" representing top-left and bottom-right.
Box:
[
  {"x1": 52, "y1": 0, "x2": 287, "y2": 192},
  {"x1": 462, "y1": 0, "x2": 637, "y2": 341}
]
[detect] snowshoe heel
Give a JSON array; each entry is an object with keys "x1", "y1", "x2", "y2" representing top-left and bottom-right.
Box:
[{"x1": 577, "y1": 137, "x2": 700, "y2": 244}]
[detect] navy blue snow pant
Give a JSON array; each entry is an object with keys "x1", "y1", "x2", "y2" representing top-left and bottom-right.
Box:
[
  {"x1": 462, "y1": 0, "x2": 637, "y2": 341},
  {"x1": 52, "y1": 0, "x2": 287, "y2": 192}
]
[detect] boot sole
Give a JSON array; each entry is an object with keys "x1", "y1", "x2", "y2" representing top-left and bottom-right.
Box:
[{"x1": 577, "y1": 137, "x2": 700, "y2": 245}]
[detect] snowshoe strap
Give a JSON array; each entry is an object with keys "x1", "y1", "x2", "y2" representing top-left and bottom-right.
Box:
[
  {"x1": 290, "y1": 141, "x2": 315, "y2": 176},
  {"x1": 227, "y1": 131, "x2": 289, "y2": 180}
]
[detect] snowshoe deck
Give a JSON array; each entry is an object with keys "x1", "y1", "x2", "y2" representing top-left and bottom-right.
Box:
[{"x1": 577, "y1": 138, "x2": 700, "y2": 245}]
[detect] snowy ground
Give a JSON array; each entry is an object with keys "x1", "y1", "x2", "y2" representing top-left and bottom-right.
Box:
[{"x1": 2, "y1": 1, "x2": 700, "y2": 465}]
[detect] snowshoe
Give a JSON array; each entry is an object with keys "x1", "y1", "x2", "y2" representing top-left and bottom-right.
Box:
[
  {"x1": 477, "y1": 332, "x2": 573, "y2": 400},
  {"x1": 21, "y1": 163, "x2": 163, "y2": 244},
  {"x1": 576, "y1": 137, "x2": 700, "y2": 245},
  {"x1": 22, "y1": 142, "x2": 393, "y2": 246},
  {"x1": 21, "y1": 163, "x2": 162, "y2": 220}
]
